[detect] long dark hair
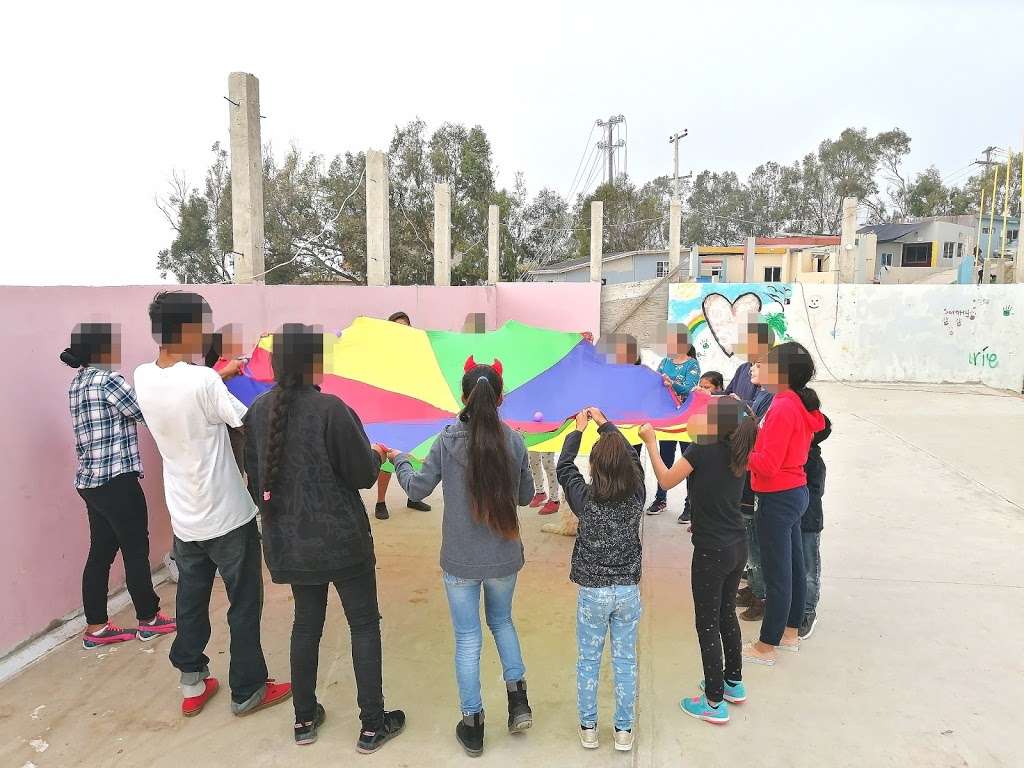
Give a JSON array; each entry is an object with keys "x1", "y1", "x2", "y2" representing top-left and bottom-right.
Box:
[
  {"x1": 707, "y1": 397, "x2": 760, "y2": 477},
  {"x1": 60, "y1": 323, "x2": 115, "y2": 368},
  {"x1": 460, "y1": 364, "x2": 518, "y2": 540},
  {"x1": 590, "y1": 428, "x2": 643, "y2": 502},
  {"x1": 765, "y1": 341, "x2": 820, "y2": 412},
  {"x1": 261, "y1": 324, "x2": 324, "y2": 514}
]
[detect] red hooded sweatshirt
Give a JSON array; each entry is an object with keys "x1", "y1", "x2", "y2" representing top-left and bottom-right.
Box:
[{"x1": 749, "y1": 389, "x2": 826, "y2": 493}]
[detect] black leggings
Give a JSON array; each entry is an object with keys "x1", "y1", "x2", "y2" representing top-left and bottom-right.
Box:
[
  {"x1": 691, "y1": 540, "x2": 747, "y2": 703},
  {"x1": 290, "y1": 563, "x2": 385, "y2": 728}
]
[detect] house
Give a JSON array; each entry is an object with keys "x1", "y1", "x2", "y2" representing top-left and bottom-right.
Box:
[{"x1": 857, "y1": 219, "x2": 975, "y2": 283}]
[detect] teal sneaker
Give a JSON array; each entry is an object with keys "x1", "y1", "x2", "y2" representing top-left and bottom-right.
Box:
[
  {"x1": 699, "y1": 678, "x2": 747, "y2": 703},
  {"x1": 680, "y1": 694, "x2": 729, "y2": 724}
]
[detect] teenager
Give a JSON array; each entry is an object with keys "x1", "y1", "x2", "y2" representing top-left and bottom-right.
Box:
[
  {"x1": 374, "y1": 311, "x2": 431, "y2": 519},
  {"x1": 391, "y1": 359, "x2": 535, "y2": 758},
  {"x1": 557, "y1": 407, "x2": 645, "y2": 752},
  {"x1": 800, "y1": 414, "x2": 832, "y2": 639},
  {"x1": 62, "y1": 323, "x2": 176, "y2": 649},
  {"x1": 736, "y1": 385, "x2": 775, "y2": 621},
  {"x1": 134, "y1": 291, "x2": 291, "y2": 717},
  {"x1": 723, "y1": 316, "x2": 773, "y2": 405},
  {"x1": 244, "y1": 324, "x2": 405, "y2": 752}
]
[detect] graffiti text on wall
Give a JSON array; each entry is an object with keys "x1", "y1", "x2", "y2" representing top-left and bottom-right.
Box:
[{"x1": 968, "y1": 347, "x2": 999, "y2": 369}]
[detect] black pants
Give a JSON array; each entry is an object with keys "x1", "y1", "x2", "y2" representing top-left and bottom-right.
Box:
[
  {"x1": 77, "y1": 472, "x2": 160, "y2": 626},
  {"x1": 691, "y1": 540, "x2": 747, "y2": 703},
  {"x1": 290, "y1": 561, "x2": 385, "y2": 728},
  {"x1": 169, "y1": 518, "x2": 268, "y2": 703}
]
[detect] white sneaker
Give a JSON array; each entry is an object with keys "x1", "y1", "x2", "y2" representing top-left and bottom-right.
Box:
[
  {"x1": 614, "y1": 728, "x2": 634, "y2": 752},
  {"x1": 580, "y1": 726, "x2": 599, "y2": 749}
]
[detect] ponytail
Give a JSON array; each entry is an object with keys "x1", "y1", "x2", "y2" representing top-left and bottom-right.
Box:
[
  {"x1": 60, "y1": 348, "x2": 84, "y2": 368},
  {"x1": 260, "y1": 377, "x2": 300, "y2": 515},
  {"x1": 727, "y1": 414, "x2": 759, "y2": 477},
  {"x1": 765, "y1": 341, "x2": 821, "y2": 413},
  {"x1": 795, "y1": 386, "x2": 820, "y2": 412}
]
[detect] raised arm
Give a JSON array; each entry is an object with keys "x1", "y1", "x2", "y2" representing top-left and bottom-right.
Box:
[
  {"x1": 556, "y1": 412, "x2": 590, "y2": 516},
  {"x1": 639, "y1": 423, "x2": 693, "y2": 490}
]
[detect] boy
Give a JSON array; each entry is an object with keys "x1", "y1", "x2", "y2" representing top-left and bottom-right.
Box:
[
  {"x1": 799, "y1": 414, "x2": 832, "y2": 639},
  {"x1": 134, "y1": 291, "x2": 290, "y2": 718}
]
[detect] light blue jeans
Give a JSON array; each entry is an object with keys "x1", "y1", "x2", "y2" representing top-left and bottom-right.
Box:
[
  {"x1": 576, "y1": 584, "x2": 642, "y2": 731},
  {"x1": 443, "y1": 571, "x2": 526, "y2": 715}
]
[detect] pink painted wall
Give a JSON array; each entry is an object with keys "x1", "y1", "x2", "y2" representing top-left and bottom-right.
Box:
[{"x1": 0, "y1": 282, "x2": 599, "y2": 655}]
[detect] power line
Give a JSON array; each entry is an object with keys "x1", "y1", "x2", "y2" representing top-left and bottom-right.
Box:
[{"x1": 564, "y1": 124, "x2": 598, "y2": 200}]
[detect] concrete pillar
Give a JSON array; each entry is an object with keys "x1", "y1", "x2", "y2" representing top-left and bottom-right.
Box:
[
  {"x1": 487, "y1": 205, "x2": 500, "y2": 284},
  {"x1": 365, "y1": 150, "x2": 391, "y2": 286},
  {"x1": 688, "y1": 244, "x2": 700, "y2": 280},
  {"x1": 744, "y1": 236, "x2": 756, "y2": 283},
  {"x1": 228, "y1": 72, "x2": 265, "y2": 283},
  {"x1": 590, "y1": 201, "x2": 603, "y2": 283},
  {"x1": 1016, "y1": 233, "x2": 1024, "y2": 284},
  {"x1": 839, "y1": 196, "x2": 858, "y2": 283},
  {"x1": 855, "y1": 233, "x2": 875, "y2": 284},
  {"x1": 668, "y1": 198, "x2": 681, "y2": 278},
  {"x1": 433, "y1": 183, "x2": 451, "y2": 286}
]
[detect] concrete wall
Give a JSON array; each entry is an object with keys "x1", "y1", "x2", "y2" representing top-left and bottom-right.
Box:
[{"x1": 0, "y1": 282, "x2": 600, "y2": 656}]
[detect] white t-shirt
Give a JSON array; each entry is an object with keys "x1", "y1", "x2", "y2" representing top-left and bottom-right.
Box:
[{"x1": 134, "y1": 361, "x2": 256, "y2": 542}]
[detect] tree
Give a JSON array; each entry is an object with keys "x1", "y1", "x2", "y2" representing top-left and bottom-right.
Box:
[{"x1": 683, "y1": 171, "x2": 746, "y2": 245}]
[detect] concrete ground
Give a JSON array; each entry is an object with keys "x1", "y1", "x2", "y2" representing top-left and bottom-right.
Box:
[{"x1": 2, "y1": 382, "x2": 1022, "y2": 768}]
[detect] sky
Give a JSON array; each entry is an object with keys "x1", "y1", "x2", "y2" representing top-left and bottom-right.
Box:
[{"x1": 3, "y1": 0, "x2": 1022, "y2": 286}]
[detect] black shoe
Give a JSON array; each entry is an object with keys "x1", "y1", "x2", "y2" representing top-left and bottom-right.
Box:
[
  {"x1": 294, "y1": 704, "x2": 326, "y2": 746},
  {"x1": 356, "y1": 710, "x2": 406, "y2": 754},
  {"x1": 456, "y1": 711, "x2": 485, "y2": 757},
  {"x1": 406, "y1": 500, "x2": 431, "y2": 512},
  {"x1": 506, "y1": 680, "x2": 532, "y2": 733},
  {"x1": 678, "y1": 509, "x2": 691, "y2": 524},
  {"x1": 374, "y1": 502, "x2": 389, "y2": 520},
  {"x1": 646, "y1": 500, "x2": 666, "y2": 516},
  {"x1": 735, "y1": 585, "x2": 755, "y2": 608},
  {"x1": 798, "y1": 611, "x2": 817, "y2": 640}
]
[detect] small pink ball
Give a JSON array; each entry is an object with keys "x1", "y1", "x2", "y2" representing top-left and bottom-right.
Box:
[{"x1": 532, "y1": 411, "x2": 544, "y2": 422}]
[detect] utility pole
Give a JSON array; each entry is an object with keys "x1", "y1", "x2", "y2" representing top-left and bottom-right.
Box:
[
  {"x1": 596, "y1": 115, "x2": 625, "y2": 185},
  {"x1": 669, "y1": 130, "x2": 688, "y2": 198}
]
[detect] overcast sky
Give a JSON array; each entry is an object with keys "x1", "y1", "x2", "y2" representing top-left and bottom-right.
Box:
[{"x1": 3, "y1": 0, "x2": 1022, "y2": 285}]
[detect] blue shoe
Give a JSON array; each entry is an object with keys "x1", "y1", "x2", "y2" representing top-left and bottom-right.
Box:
[
  {"x1": 681, "y1": 694, "x2": 729, "y2": 724},
  {"x1": 699, "y1": 678, "x2": 747, "y2": 703}
]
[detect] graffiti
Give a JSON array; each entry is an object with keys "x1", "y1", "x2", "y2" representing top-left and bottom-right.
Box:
[
  {"x1": 968, "y1": 347, "x2": 999, "y2": 369},
  {"x1": 1004, "y1": 305, "x2": 1014, "y2": 317},
  {"x1": 668, "y1": 283, "x2": 795, "y2": 358},
  {"x1": 942, "y1": 306, "x2": 978, "y2": 336},
  {"x1": 808, "y1": 296, "x2": 822, "y2": 310},
  {"x1": 702, "y1": 292, "x2": 763, "y2": 357}
]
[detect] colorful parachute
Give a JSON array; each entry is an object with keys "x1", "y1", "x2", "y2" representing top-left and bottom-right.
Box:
[{"x1": 224, "y1": 317, "x2": 709, "y2": 458}]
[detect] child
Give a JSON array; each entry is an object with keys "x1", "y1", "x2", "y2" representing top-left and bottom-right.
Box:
[
  {"x1": 391, "y1": 359, "x2": 535, "y2": 758},
  {"x1": 528, "y1": 452, "x2": 561, "y2": 516},
  {"x1": 640, "y1": 396, "x2": 758, "y2": 724},
  {"x1": 723, "y1": 316, "x2": 773, "y2": 405},
  {"x1": 557, "y1": 406, "x2": 645, "y2": 752},
  {"x1": 133, "y1": 291, "x2": 291, "y2": 718},
  {"x1": 736, "y1": 384, "x2": 775, "y2": 621},
  {"x1": 800, "y1": 414, "x2": 832, "y2": 639},
  {"x1": 374, "y1": 311, "x2": 431, "y2": 519},
  {"x1": 698, "y1": 371, "x2": 724, "y2": 393},
  {"x1": 741, "y1": 342, "x2": 825, "y2": 666},
  {"x1": 244, "y1": 324, "x2": 405, "y2": 752},
  {"x1": 61, "y1": 323, "x2": 176, "y2": 649}
]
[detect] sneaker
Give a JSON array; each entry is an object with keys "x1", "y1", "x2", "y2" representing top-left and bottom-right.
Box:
[
  {"x1": 357, "y1": 710, "x2": 406, "y2": 754},
  {"x1": 646, "y1": 500, "x2": 666, "y2": 516},
  {"x1": 735, "y1": 586, "x2": 755, "y2": 608},
  {"x1": 506, "y1": 680, "x2": 532, "y2": 732},
  {"x1": 407, "y1": 500, "x2": 431, "y2": 512},
  {"x1": 528, "y1": 492, "x2": 548, "y2": 508},
  {"x1": 374, "y1": 502, "x2": 389, "y2": 520},
  {"x1": 137, "y1": 612, "x2": 176, "y2": 641},
  {"x1": 232, "y1": 679, "x2": 293, "y2": 716},
  {"x1": 699, "y1": 679, "x2": 747, "y2": 704},
  {"x1": 182, "y1": 677, "x2": 219, "y2": 717},
  {"x1": 799, "y1": 611, "x2": 817, "y2": 640},
  {"x1": 456, "y1": 711, "x2": 484, "y2": 757},
  {"x1": 739, "y1": 598, "x2": 764, "y2": 621},
  {"x1": 295, "y1": 704, "x2": 327, "y2": 746},
  {"x1": 678, "y1": 508, "x2": 691, "y2": 524},
  {"x1": 579, "y1": 726, "x2": 599, "y2": 750},
  {"x1": 681, "y1": 695, "x2": 729, "y2": 724},
  {"x1": 82, "y1": 623, "x2": 136, "y2": 648},
  {"x1": 613, "y1": 728, "x2": 634, "y2": 751},
  {"x1": 539, "y1": 500, "x2": 560, "y2": 516}
]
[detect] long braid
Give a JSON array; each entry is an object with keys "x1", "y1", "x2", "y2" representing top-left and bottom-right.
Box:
[{"x1": 261, "y1": 373, "x2": 301, "y2": 514}]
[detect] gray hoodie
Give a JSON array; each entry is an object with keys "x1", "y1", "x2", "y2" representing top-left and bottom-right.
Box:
[{"x1": 393, "y1": 420, "x2": 534, "y2": 579}]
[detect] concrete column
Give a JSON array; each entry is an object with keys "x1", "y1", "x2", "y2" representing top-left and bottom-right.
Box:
[
  {"x1": 1016, "y1": 233, "x2": 1024, "y2": 284},
  {"x1": 855, "y1": 233, "x2": 875, "y2": 284},
  {"x1": 744, "y1": 236, "x2": 756, "y2": 283},
  {"x1": 668, "y1": 198, "x2": 681, "y2": 278},
  {"x1": 228, "y1": 72, "x2": 265, "y2": 283},
  {"x1": 839, "y1": 196, "x2": 858, "y2": 283},
  {"x1": 365, "y1": 150, "x2": 391, "y2": 286},
  {"x1": 688, "y1": 244, "x2": 700, "y2": 280},
  {"x1": 590, "y1": 201, "x2": 603, "y2": 283},
  {"x1": 487, "y1": 205, "x2": 500, "y2": 284},
  {"x1": 433, "y1": 183, "x2": 451, "y2": 286}
]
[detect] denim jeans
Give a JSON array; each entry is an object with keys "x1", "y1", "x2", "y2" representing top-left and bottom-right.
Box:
[
  {"x1": 801, "y1": 531, "x2": 821, "y2": 616},
  {"x1": 755, "y1": 487, "x2": 808, "y2": 646},
  {"x1": 443, "y1": 571, "x2": 525, "y2": 715},
  {"x1": 741, "y1": 509, "x2": 765, "y2": 600},
  {"x1": 169, "y1": 518, "x2": 268, "y2": 703},
  {"x1": 654, "y1": 441, "x2": 680, "y2": 503},
  {"x1": 576, "y1": 584, "x2": 641, "y2": 731}
]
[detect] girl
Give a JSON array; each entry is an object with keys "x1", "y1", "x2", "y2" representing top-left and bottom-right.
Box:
[
  {"x1": 640, "y1": 396, "x2": 759, "y2": 724},
  {"x1": 244, "y1": 324, "x2": 405, "y2": 752},
  {"x1": 61, "y1": 323, "x2": 176, "y2": 649},
  {"x1": 392, "y1": 360, "x2": 535, "y2": 758},
  {"x1": 374, "y1": 311, "x2": 431, "y2": 519},
  {"x1": 698, "y1": 371, "x2": 724, "y2": 393},
  {"x1": 741, "y1": 342, "x2": 825, "y2": 666},
  {"x1": 529, "y1": 452, "x2": 562, "y2": 516},
  {"x1": 556, "y1": 407, "x2": 645, "y2": 752},
  {"x1": 736, "y1": 384, "x2": 776, "y2": 622}
]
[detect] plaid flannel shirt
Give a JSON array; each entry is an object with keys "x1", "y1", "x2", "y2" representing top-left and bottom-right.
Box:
[{"x1": 69, "y1": 367, "x2": 144, "y2": 488}]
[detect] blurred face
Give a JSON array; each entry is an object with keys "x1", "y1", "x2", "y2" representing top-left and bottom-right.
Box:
[
  {"x1": 175, "y1": 319, "x2": 209, "y2": 358},
  {"x1": 667, "y1": 325, "x2": 690, "y2": 356},
  {"x1": 735, "y1": 317, "x2": 771, "y2": 361},
  {"x1": 754, "y1": 358, "x2": 783, "y2": 392},
  {"x1": 219, "y1": 324, "x2": 245, "y2": 359},
  {"x1": 394, "y1": 317, "x2": 410, "y2": 327}
]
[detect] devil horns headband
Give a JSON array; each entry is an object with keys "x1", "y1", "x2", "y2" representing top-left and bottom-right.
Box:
[{"x1": 464, "y1": 355, "x2": 503, "y2": 377}]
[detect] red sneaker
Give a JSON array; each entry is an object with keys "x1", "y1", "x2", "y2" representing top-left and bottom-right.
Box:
[
  {"x1": 539, "y1": 500, "x2": 560, "y2": 516},
  {"x1": 137, "y1": 612, "x2": 177, "y2": 642},
  {"x1": 182, "y1": 677, "x2": 220, "y2": 717},
  {"x1": 528, "y1": 493, "x2": 547, "y2": 508},
  {"x1": 83, "y1": 623, "x2": 136, "y2": 649},
  {"x1": 233, "y1": 679, "x2": 293, "y2": 716}
]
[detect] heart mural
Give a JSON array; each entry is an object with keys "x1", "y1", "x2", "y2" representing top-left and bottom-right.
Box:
[{"x1": 701, "y1": 292, "x2": 763, "y2": 357}]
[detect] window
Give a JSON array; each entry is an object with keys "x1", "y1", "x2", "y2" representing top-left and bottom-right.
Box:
[
  {"x1": 710, "y1": 266, "x2": 723, "y2": 281},
  {"x1": 880, "y1": 252, "x2": 894, "y2": 267},
  {"x1": 1008, "y1": 229, "x2": 1020, "y2": 242},
  {"x1": 656, "y1": 260, "x2": 669, "y2": 277},
  {"x1": 942, "y1": 242, "x2": 955, "y2": 259},
  {"x1": 982, "y1": 226, "x2": 990, "y2": 234},
  {"x1": 763, "y1": 266, "x2": 782, "y2": 282},
  {"x1": 957, "y1": 242, "x2": 964, "y2": 259},
  {"x1": 902, "y1": 243, "x2": 932, "y2": 267}
]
